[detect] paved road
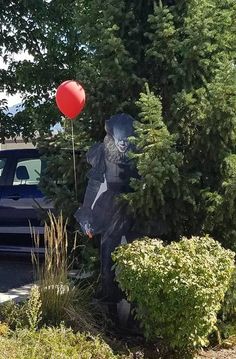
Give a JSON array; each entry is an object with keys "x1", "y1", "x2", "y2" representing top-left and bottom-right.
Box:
[{"x1": 0, "y1": 254, "x2": 34, "y2": 293}]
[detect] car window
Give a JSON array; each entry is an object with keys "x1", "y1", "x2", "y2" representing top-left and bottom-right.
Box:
[
  {"x1": 13, "y1": 158, "x2": 42, "y2": 185},
  {"x1": 0, "y1": 158, "x2": 6, "y2": 179}
]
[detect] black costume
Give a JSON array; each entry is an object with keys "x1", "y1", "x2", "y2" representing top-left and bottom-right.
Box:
[{"x1": 74, "y1": 113, "x2": 137, "y2": 303}]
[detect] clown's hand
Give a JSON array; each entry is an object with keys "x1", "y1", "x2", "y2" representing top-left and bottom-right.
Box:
[
  {"x1": 74, "y1": 207, "x2": 94, "y2": 239},
  {"x1": 80, "y1": 221, "x2": 94, "y2": 239}
]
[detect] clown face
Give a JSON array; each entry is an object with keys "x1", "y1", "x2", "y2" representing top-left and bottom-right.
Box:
[
  {"x1": 113, "y1": 137, "x2": 129, "y2": 153},
  {"x1": 107, "y1": 114, "x2": 134, "y2": 153}
]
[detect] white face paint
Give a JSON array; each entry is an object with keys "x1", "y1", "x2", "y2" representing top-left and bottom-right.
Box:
[{"x1": 114, "y1": 137, "x2": 129, "y2": 153}]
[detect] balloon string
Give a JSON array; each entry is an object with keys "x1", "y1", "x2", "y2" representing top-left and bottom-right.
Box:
[{"x1": 71, "y1": 121, "x2": 78, "y2": 201}]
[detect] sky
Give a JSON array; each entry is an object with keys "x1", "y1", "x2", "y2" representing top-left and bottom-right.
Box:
[{"x1": 0, "y1": 51, "x2": 33, "y2": 108}]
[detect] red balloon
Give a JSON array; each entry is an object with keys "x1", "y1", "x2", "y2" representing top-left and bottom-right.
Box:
[{"x1": 56, "y1": 80, "x2": 86, "y2": 119}]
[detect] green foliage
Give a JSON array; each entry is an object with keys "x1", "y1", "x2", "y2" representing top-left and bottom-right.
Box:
[
  {"x1": 25, "y1": 286, "x2": 42, "y2": 331},
  {"x1": 0, "y1": 322, "x2": 9, "y2": 337},
  {"x1": 38, "y1": 121, "x2": 91, "y2": 220},
  {"x1": 128, "y1": 87, "x2": 182, "y2": 216},
  {"x1": 0, "y1": 300, "x2": 28, "y2": 331},
  {"x1": 0, "y1": 99, "x2": 16, "y2": 143},
  {"x1": 113, "y1": 236, "x2": 235, "y2": 354},
  {"x1": 217, "y1": 320, "x2": 236, "y2": 343},
  {"x1": 0, "y1": 287, "x2": 41, "y2": 331},
  {"x1": 203, "y1": 154, "x2": 236, "y2": 250},
  {"x1": 0, "y1": 325, "x2": 120, "y2": 359},
  {"x1": 125, "y1": 88, "x2": 198, "y2": 237},
  {"x1": 0, "y1": 0, "x2": 147, "y2": 141},
  {"x1": 221, "y1": 268, "x2": 236, "y2": 321}
]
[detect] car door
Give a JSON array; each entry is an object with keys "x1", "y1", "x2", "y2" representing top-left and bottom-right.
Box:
[{"x1": 0, "y1": 151, "x2": 52, "y2": 235}]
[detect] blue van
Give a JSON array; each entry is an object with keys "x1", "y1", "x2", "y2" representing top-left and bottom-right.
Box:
[{"x1": 0, "y1": 149, "x2": 52, "y2": 242}]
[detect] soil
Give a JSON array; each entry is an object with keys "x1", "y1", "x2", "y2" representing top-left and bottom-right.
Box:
[
  {"x1": 107, "y1": 332, "x2": 236, "y2": 359},
  {"x1": 198, "y1": 347, "x2": 236, "y2": 359},
  {"x1": 98, "y1": 305, "x2": 236, "y2": 359},
  {"x1": 105, "y1": 330, "x2": 236, "y2": 359}
]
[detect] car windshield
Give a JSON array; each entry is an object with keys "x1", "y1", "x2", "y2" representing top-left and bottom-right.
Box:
[{"x1": 0, "y1": 158, "x2": 6, "y2": 179}]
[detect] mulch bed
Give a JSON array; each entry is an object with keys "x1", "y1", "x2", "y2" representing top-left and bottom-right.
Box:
[{"x1": 198, "y1": 347, "x2": 236, "y2": 359}]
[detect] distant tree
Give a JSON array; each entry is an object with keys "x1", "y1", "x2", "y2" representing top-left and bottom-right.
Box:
[{"x1": 1, "y1": 1, "x2": 236, "y2": 248}]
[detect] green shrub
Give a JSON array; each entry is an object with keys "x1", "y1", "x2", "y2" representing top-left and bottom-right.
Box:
[
  {"x1": 0, "y1": 300, "x2": 29, "y2": 331},
  {"x1": 0, "y1": 325, "x2": 120, "y2": 359},
  {"x1": 0, "y1": 286, "x2": 42, "y2": 331},
  {"x1": 216, "y1": 267, "x2": 236, "y2": 343},
  {"x1": 112, "y1": 236, "x2": 235, "y2": 355}
]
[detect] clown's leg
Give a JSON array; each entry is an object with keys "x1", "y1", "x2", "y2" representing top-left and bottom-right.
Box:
[{"x1": 100, "y1": 230, "x2": 123, "y2": 302}]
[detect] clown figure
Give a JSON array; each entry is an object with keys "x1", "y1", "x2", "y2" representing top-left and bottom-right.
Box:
[{"x1": 74, "y1": 113, "x2": 138, "y2": 322}]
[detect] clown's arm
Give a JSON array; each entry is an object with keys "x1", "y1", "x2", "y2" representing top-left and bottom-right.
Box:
[{"x1": 74, "y1": 143, "x2": 105, "y2": 237}]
